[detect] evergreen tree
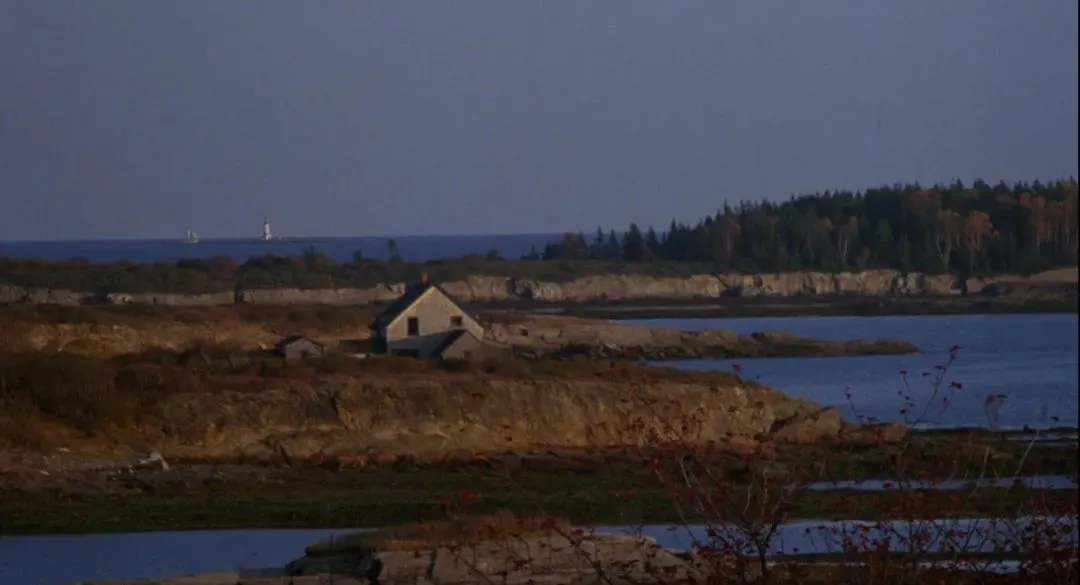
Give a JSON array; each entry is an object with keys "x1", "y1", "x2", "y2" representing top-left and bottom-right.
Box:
[
  {"x1": 623, "y1": 223, "x2": 647, "y2": 262},
  {"x1": 531, "y1": 179, "x2": 1077, "y2": 274}
]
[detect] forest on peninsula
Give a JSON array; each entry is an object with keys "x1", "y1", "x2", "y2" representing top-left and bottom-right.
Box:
[
  {"x1": 535, "y1": 179, "x2": 1078, "y2": 274},
  {"x1": 0, "y1": 179, "x2": 1076, "y2": 294}
]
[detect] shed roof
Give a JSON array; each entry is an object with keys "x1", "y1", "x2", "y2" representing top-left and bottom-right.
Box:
[{"x1": 430, "y1": 329, "x2": 482, "y2": 357}]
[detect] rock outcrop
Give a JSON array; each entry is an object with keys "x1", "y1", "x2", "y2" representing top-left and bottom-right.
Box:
[
  {"x1": 285, "y1": 518, "x2": 702, "y2": 585},
  {"x1": 5, "y1": 268, "x2": 1073, "y2": 307},
  {"x1": 92, "y1": 373, "x2": 849, "y2": 463},
  {"x1": 60, "y1": 514, "x2": 709, "y2": 585},
  {"x1": 486, "y1": 315, "x2": 919, "y2": 359},
  {"x1": 5, "y1": 308, "x2": 919, "y2": 359}
]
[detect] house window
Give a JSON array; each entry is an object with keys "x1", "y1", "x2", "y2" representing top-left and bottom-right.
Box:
[
  {"x1": 407, "y1": 317, "x2": 419, "y2": 336},
  {"x1": 450, "y1": 315, "x2": 463, "y2": 328}
]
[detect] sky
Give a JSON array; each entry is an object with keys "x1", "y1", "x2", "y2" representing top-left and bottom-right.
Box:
[{"x1": 1, "y1": 1, "x2": 1077, "y2": 241}]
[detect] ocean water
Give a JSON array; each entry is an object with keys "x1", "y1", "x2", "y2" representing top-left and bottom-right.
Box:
[
  {"x1": 0, "y1": 234, "x2": 563, "y2": 263},
  {"x1": 640, "y1": 313, "x2": 1080, "y2": 429}
]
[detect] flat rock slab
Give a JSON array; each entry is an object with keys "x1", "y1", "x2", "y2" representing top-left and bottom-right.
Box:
[
  {"x1": 288, "y1": 532, "x2": 704, "y2": 585},
  {"x1": 73, "y1": 533, "x2": 707, "y2": 585}
]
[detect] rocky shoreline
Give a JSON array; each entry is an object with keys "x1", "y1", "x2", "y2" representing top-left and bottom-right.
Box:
[
  {"x1": 58, "y1": 514, "x2": 708, "y2": 585},
  {"x1": 481, "y1": 313, "x2": 921, "y2": 361},
  {"x1": 282, "y1": 514, "x2": 701, "y2": 585},
  {"x1": 0, "y1": 374, "x2": 863, "y2": 466},
  {"x1": 3, "y1": 303, "x2": 920, "y2": 360},
  {"x1": 51, "y1": 506, "x2": 1080, "y2": 585},
  {"x1": 2, "y1": 268, "x2": 1074, "y2": 308}
]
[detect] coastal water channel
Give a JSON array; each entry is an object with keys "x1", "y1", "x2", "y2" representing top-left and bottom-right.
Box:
[
  {"x1": 639, "y1": 312, "x2": 1079, "y2": 429},
  {"x1": 2, "y1": 313, "x2": 1077, "y2": 584}
]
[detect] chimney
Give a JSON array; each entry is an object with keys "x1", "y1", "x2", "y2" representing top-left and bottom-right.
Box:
[{"x1": 420, "y1": 270, "x2": 428, "y2": 284}]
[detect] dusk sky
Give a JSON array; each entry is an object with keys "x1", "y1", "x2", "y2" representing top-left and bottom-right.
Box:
[{"x1": 2, "y1": 1, "x2": 1077, "y2": 241}]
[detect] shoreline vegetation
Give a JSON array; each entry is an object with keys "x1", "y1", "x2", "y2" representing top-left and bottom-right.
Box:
[
  {"x1": 2, "y1": 424, "x2": 1076, "y2": 535},
  {"x1": 0, "y1": 308, "x2": 1074, "y2": 537},
  {"x1": 0, "y1": 303, "x2": 922, "y2": 359},
  {"x1": 483, "y1": 291, "x2": 1078, "y2": 319},
  {"x1": 0, "y1": 179, "x2": 1075, "y2": 320},
  {"x1": 5, "y1": 453, "x2": 1062, "y2": 535}
]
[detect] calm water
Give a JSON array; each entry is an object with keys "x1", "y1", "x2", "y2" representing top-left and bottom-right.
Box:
[
  {"x1": 0, "y1": 528, "x2": 353, "y2": 585},
  {"x1": 5, "y1": 517, "x2": 1076, "y2": 585},
  {"x1": 639, "y1": 313, "x2": 1079, "y2": 429},
  {"x1": 0, "y1": 233, "x2": 562, "y2": 263},
  {"x1": 0, "y1": 281, "x2": 1074, "y2": 583}
]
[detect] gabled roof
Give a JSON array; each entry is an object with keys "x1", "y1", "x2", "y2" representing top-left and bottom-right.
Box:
[
  {"x1": 275, "y1": 335, "x2": 323, "y2": 349},
  {"x1": 370, "y1": 283, "x2": 432, "y2": 330},
  {"x1": 370, "y1": 282, "x2": 474, "y2": 330}
]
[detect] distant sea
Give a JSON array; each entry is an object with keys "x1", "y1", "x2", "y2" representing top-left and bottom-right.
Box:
[{"x1": 0, "y1": 234, "x2": 564, "y2": 264}]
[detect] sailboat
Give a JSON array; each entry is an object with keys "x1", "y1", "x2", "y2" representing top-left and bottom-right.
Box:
[{"x1": 185, "y1": 229, "x2": 200, "y2": 244}]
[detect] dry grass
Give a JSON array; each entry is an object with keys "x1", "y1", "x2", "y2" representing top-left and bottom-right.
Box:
[
  {"x1": 0, "y1": 303, "x2": 376, "y2": 331},
  {"x1": 0, "y1": 346, "x2": 746, "y2": 448},
  {"x1": 994, "y1": 267, "x2": 1079, "y2": 284},
  {"x1": 306, "y1": 510, "x2": 573, "y2": 554},
  {"x1": 0, "y1": 351, "x2": 189, "y2": 435},
  {"x1": 0, "y1": 304, "x2": 379, "y2": 356},
  {"x1": 1028, "y1": 267, "x2": 1079, "y2": 283}
]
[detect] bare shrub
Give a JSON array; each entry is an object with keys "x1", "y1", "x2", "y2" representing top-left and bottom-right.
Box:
[
  {"x1": 425, "y1": 347, "x2": 1077, "y2": 585},
  {"x1": 0, "y1": 352, "x2": 141, "y2": 431}
]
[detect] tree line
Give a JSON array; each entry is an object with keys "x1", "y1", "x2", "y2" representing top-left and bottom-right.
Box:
[
  {"x1": 535, "y1": 179, "x2": 1079, "y2": 275},
  {"x1": 2, "y1": 178, "x2": 1076, "y2": 295}
]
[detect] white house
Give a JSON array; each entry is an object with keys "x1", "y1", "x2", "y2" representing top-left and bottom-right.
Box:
[{"x1": 369, "y1": 273, "x2": 486, "y2": 359}]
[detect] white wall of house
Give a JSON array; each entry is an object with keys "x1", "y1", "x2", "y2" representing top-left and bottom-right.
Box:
[{"x1": 384, "y1": 288, "x2": 483, "y2": 357}]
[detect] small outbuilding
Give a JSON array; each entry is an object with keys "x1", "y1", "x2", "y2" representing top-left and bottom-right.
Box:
[{"x1": 275, "y1": 335, "x2": 325, "y2": 360}]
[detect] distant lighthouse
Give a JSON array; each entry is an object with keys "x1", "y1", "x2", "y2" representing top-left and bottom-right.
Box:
[{"x1": 262, "y1": 217, "x2": 272, "y2": 241}]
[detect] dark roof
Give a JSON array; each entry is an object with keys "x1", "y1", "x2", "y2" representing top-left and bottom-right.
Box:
[
  {"x1": 430, "y1": 329, "x2": 480, "y2": 357},
  {"x1": 369, "y1": 282, "x2": 475, "y2": 330},
  {"x1": 369, "y1": 282, "x2": 434, "y2": 329}
]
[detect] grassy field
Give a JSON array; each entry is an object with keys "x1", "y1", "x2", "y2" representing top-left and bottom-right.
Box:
[{"x1": 1, "y1": 430, "x2": 1075, "y2": 534}]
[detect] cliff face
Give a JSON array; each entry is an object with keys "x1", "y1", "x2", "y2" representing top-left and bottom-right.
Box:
[
  {"x1": 0, "y1": 270, "x2": 960, "y2": 306},
  {"x1": 2, "y1": 268, "x2": 1073, "y2": 307},
  {"x1": 119, "y1": 374, "x2": 830, "y2": 462}
]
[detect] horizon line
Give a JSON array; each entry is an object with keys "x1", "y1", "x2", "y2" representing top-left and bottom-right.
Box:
[{"x1": 0, "y1": 232, "x2": 571, "y2": 245}]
